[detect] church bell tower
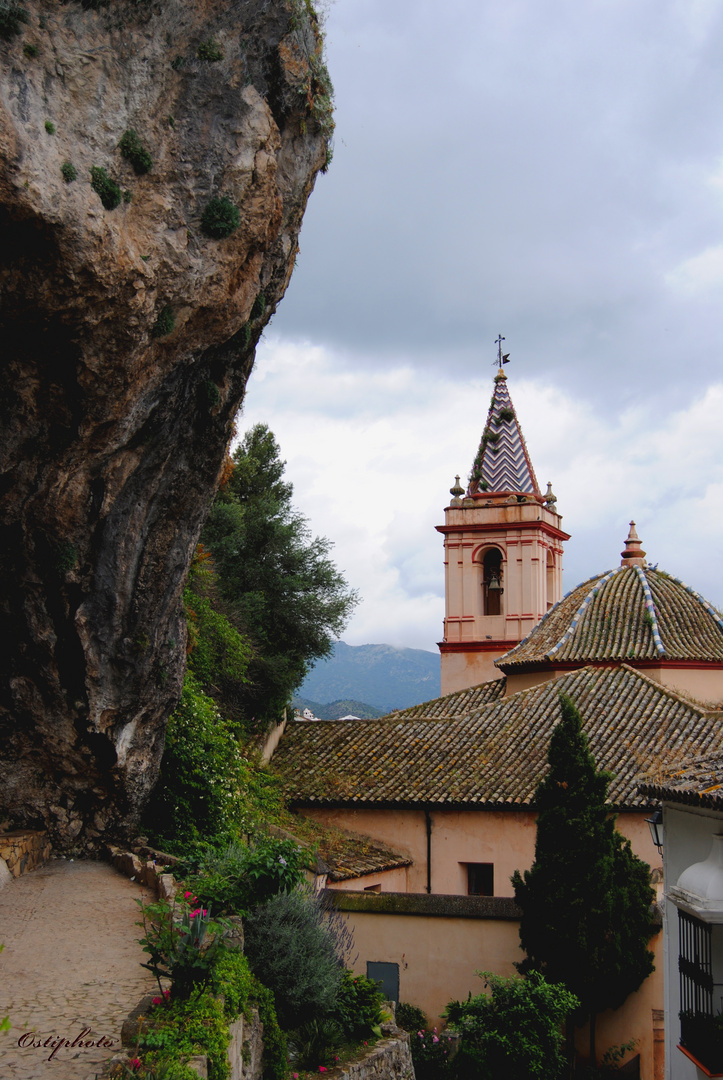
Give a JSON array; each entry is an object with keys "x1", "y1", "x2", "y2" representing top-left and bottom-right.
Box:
[{"x1": 437, "y1": 343, "x2": 570, "y2": 693}]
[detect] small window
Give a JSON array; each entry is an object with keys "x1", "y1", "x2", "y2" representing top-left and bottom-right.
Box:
[
  {"x1": 367, "y1": 961, "x2": 399, "y2": 1003},
  {"x1": 482, "y1": 550, "x2": 503, "y2": 616},
  {"x1": 363, "y1": 883, "x2": 381, "y2": 893},
  {"x1": 467, "y1": 863, "x2": 494, "y2": 896}
]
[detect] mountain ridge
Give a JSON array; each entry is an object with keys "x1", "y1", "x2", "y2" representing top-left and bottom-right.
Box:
[{"x1": 298, "y1": 641, "x2": 441, "y2": 712}]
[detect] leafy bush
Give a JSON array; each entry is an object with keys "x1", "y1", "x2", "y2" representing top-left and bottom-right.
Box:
[
  {"x1": 243, "y1": 886, "x2": 345, "y2": 1029},
  {"x1": 136, "y1": 894, "x2": 231, "y2": 1000},
  {"x1": 61, "y1": 161, "x2": 77, "y2": 183},
  {"x1": 445, "y1": 970, "x2": 578, "y2": 1080},
  {"x1": 44, "y1": 120, "x2": 55, "y2": 134},
  {"x1": 142, "y1": 672, "x2": 259, "y2": 848},
  {"x1": 329, "y1": 970, "x2": 385, "y2": 1041},
  {"x1": 396, "y1": 1001, "x2": 427, "y2": 1032},
  {"x1": 119, "y1": 128, "x2": 153, "y2": 175},
  {"x1": 201, "y1": 196, "x2": 240, "y2": 239},
  {"x1": 197, "y1": 39, "x2": 223, "y2": 61},
  {"x1": 248, "y1": 976, "x2": 288, "y2": 1080},
  {"x1": 0, "y1": 3, "x2": 29, "y2": 41},
  {"x1": 410, "y1": 1028, "x2": 456, "y2": 1080},
  {"x1": 180, "y1": 836, "x2": 305, "y2": 915},
  {"x1": 90, "y1": 166, "x2": 121, "y2": 210},
  {"x1": 152, "y1": 305, "x2": 175, "y2": 339},
  {"x1": 23, "y1": 41, "x2": 37, "y2": 56},
  {"x1": 288, "y1": 1017, "x2": 344, "y2": 1071},
  {"x1": 139, "y1": 991, "x2": 230, "y2": 1080}
]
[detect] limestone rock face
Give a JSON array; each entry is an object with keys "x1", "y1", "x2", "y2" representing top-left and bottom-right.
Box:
[{"x1": 0, "y1": 0, "x2": 330, "y2": 847}]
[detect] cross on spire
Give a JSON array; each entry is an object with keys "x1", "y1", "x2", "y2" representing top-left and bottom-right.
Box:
[{"x1": 494, "y1": 334, "x2": 510, "y2": 369}]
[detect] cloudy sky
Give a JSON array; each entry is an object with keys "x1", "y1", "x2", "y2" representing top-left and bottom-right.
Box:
[{"x1": 240, "y1": 0, "x2": 723, "y2": 652}]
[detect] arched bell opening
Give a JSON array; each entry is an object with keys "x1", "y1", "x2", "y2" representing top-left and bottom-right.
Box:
[
  {"x1": 480, "y1": 547, "x2": 504, "y2": 616},
  {"x1": 546, "y1": 549, "x2": 555, "y2": 612}
]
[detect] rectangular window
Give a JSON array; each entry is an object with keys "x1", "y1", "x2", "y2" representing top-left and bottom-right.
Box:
[
  {"x1": 466, "y1": 863, "x2": 494, "y2": 896},
  {"x1": 367, "y1": 961, "x2": 399, "y2": 1003},
  {"x1": 678, "y1": 909, "x2": 719, "y2": 1071}
]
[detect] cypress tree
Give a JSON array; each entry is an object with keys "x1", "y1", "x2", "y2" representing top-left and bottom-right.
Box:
[{"x1": 511, "y1": 693, "x2": 655, "y2": 1066}]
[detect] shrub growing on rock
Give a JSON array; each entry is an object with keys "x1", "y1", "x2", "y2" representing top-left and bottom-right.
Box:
[
  {"x1": 0, "y1": 2, "x2": 29, "y2": 40},
  {"x1": 90, "y1": 166, "x2": 121, "y2": 210},
  {"x1": 151, "y1": 305, "x2": 175, "y2": 339},
  {"x1": 61, "y1": 161, "x2": 77, "y2": 183},
  {"x1": 119, "y1": 128, "x2": 153, "y2": 175},
  {"x1": 197, "y1": 38, "x2": 223, "y2": 61},
  {"x1": 200, "y1": 196, "x2": 240, "y2": 239}
]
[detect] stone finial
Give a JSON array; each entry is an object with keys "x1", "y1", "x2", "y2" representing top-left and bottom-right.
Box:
[
  {"x1": 544, "y1": 482, "x2": 557, "y2": 510},
  {"x1": 449, "y1": 475, "x2": 465, "y2": 507},
  {"x1": 621, "y1": 521, "x2": 646, "y2": 567}
]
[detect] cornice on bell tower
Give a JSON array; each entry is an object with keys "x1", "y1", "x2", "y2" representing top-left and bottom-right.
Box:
[{"x1": 436, "y1": 340, "x2": 570, "y2": 694}]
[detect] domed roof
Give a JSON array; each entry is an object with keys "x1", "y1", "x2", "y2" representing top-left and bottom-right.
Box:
[{"x1": 498, "y1": 546, "x2": 723, "y2": 671}]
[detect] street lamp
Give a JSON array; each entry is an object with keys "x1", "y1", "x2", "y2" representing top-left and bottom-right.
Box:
[{"x1": 645, "y1": 809, "x2": 663, "y2": 855}]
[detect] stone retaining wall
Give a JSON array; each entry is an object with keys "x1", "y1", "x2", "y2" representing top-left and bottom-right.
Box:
[
  {"x1": 0, "y1": 829, "x2": 51, "y2": 878},
  {"x1": 331, "y1": 1034, "x2": 415, "y2": 1080}
]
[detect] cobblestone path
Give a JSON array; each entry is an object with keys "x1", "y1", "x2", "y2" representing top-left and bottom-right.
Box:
[{"x1": 0, "y1": 858, "x2": 157, "y2": 1080}]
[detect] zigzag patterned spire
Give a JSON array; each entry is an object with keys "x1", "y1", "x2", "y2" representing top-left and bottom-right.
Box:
[{"x1": 468, "y1": 372, "x2": 540, "y2": 495}]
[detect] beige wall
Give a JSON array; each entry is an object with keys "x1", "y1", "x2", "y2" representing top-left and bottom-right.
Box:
[
  {"x1": 340, "y1": 902, "x2": 663, "y2": 1079},
  {"x1": 302, "y1": 807, "x2": 660, "y2": 898},
  {"x1": 440, "y1": 649, "x2": 507, "y2": 695},
  {"x1": 504, "y1": 663, "x2": 723, "y2": 707},
  {"x1": 331, "y1": 866, "x2": 410, "y2": 892}
]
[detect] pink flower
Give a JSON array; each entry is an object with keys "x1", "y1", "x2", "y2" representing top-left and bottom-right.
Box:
[
  {"x1": 319, "y1": 1068, "x2": 327, "y2": 1073},
  {"x1": 433, "y1": 1036, "x2": 439, "y2": 1044},
  {"x1": 129, "y1": 1059, "x2": 141, "y2": 1071},
  {"x1": 152, "y1": 996, "x2": 163, "y2": 1006},
  {"x1": 164, "y1": 989, "x2": 171, "y2": 999}
]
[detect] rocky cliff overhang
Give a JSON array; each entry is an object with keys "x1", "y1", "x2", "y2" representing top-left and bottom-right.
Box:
[{"x1": 0, "y1": 0, "x2": 331, "y2": 847}]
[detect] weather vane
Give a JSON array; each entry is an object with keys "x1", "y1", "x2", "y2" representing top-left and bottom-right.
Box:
[{"x1": 494, "y1": 334, "x2": 510, "y2": 370}]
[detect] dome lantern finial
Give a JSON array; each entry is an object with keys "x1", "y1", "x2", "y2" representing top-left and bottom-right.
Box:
[{"x1": 621, "y1": 521, "x2": 647, "y2": 568}]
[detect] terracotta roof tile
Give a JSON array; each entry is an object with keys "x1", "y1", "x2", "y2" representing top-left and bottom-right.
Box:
[
  {"x1": 273, "y1": 665, "x2": 723, "y2": 809},
  {"x1": 638, "y1": 751, "x2": 723, "y2": 809},
  {"x1": 498, "y1": 566, "x2": 723, "y2": 669}
]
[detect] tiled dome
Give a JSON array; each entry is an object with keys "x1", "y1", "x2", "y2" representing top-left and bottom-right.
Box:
[{"x1": 497, "y1": 562, "x2": 723, "y2": 670}]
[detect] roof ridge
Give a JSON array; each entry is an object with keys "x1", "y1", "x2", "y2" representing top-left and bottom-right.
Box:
[
  {"x1": 651, "y1": 568, "x2": 723, "y2": 635},
  {"x1": 633, "y1": 565, "x2": 665, "y2": 657},
  {"x1": 546, "y1": 567, "x2": 626, "y2": 659},
  {"x1": 496, "y1": 570, "x2": 615, "y2": 667},
  {"x1": 616, "y1": 661, "x2": 707, "y2": 711}
]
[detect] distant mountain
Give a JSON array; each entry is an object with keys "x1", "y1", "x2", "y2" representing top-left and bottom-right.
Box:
[
  {"x1": 297, "y1": 642, "x2": 441, "y2": 712},
  {"x1": 292, "y1": 696, "x2": 384, "y2": 720}
]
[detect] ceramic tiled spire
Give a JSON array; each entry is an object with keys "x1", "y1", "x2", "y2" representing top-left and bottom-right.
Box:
[{"x1": 468, "y1": 370, "x2": 540, "y2": 496}]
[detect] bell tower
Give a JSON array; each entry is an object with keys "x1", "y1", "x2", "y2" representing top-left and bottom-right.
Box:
[{"x1": 437, "y1": 344, "x2": 570, "y2": 693}]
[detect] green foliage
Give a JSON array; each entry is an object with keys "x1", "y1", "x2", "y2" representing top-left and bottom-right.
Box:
[
  {"x1": 395, "y1": 1001, "x2": 427, "y2": 1032},
  {"x1": 243, "y1": 886, "x2": 345, "y2": 1029},
  {"x1": 136, "y1": 894, "x2": 231, "y2": 1000},
  {"x1": 90, "y1": 166, "x2": 121, "y2": 210},
  {"x1": 496, "y1": 407, "x2": 515, "y2": 424},
  {"x1": 171, "y1": 54, "x2": 185, "y2": 70},
  {"x1": 201, "y1": 424, "x2": 358, "y2": 723},
  {"x1": 409, "y1": 1028, "x2": 456, "y2": 1080},
  {"x1": 204, "y1": 380, "x2": 221, "y2": 408},
  {"x1": 184, "y1": 587, "x2": 252, "y2": 692},
  {"x1": 288, "y1": 1017, "x2": 344, "y2": 1071},
  {"x1": 152, "y1": 306, "x2": 176, "y2": 339},
  {"x1": 0, "y1": 3, "x2": 29, "y2": 41},
  {"x1": 248, "y1": 976, "x2": 288, "y2": 1080},
  {"x1": 201, "y1": 196, "x2": 240, "y2": 239},
  {"x1": 445, "y1": 970, "x2": 578, "y2": 1080},
  {"x1": 44, "y1": 120, "x2": 55, "y2": 134},
  {"x1": 197, "y1": 39, "x2": 223, "y2": 61},
  {"x1": 23, "y1": 41, "x2": 37, "y2": 56},
  {"x1": 61, "y1": 161, "x2": 77, "y2": 183},
  {"x1": 119, "y1": 128, "x2": 153, "y2": 175},
  {"x1": 250, "y1": 292, "x2": 266, "y2": 320},
  {"x1": 578, "y1": 1040, "x2": 639, "y2": 1079},
  {"x1": 328, "y1": 970, "x2": 385, "y2": 1041},
  {"x1": 179, "y1": 836, "x2": 305, "y2": 916},
  {"x1": 139, "y1": 991, "x2": 230, "y2": 1080},
  {"x1": 123, "y1": 189, "x2": 133, "y2": 203},
  {"x1": 54, "y1": 541, "x2": 78, "y2": 574},
  {"x1": 209, "y1": 947, "x2": 254, "y2": 1018},
  {"x1": 142, "y1": 672, "x2": 261, "y2": 848},
  {"x1": 511, "y1": 694, "x2": 655, "y2": 1061}
]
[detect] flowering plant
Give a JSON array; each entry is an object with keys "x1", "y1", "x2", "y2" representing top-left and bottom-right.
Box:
[
  {"x1": 410, "y1": 1027, "x2": 456, "y2": 1080},
  {"x1": 136, "y1": 894, "x2": 231, "y2": 1000}
]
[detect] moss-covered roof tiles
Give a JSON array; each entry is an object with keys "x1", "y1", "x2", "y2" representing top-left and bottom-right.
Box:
[
  {"x1": 638, "y1": 752, "x2": 723, "y2": 810},
  {"x1": 386, "y1": 678, "x2": 506, "y2": 720},
  {"x1": 497, "y1": 566, "x2": 723, "y2": 669},
  {"x1": 273, "y1": 665, "x2": 723, "y2": 810}
]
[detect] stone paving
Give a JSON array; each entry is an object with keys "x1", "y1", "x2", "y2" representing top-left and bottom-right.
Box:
[{"x1": 0, "y1": 858, "x2": 157, "y2": 1080}]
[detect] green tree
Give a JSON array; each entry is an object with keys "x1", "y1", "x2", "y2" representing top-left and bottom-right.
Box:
[
  {"x1": 511, "y1": 693, "x2": 655, "y2": 1068},
  {"x1": 445, "y1": 970, "x2": 579, "y2": 1080},
  {"x1": 201, "y1": 424, "x2": 358, "y2": 724}
]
